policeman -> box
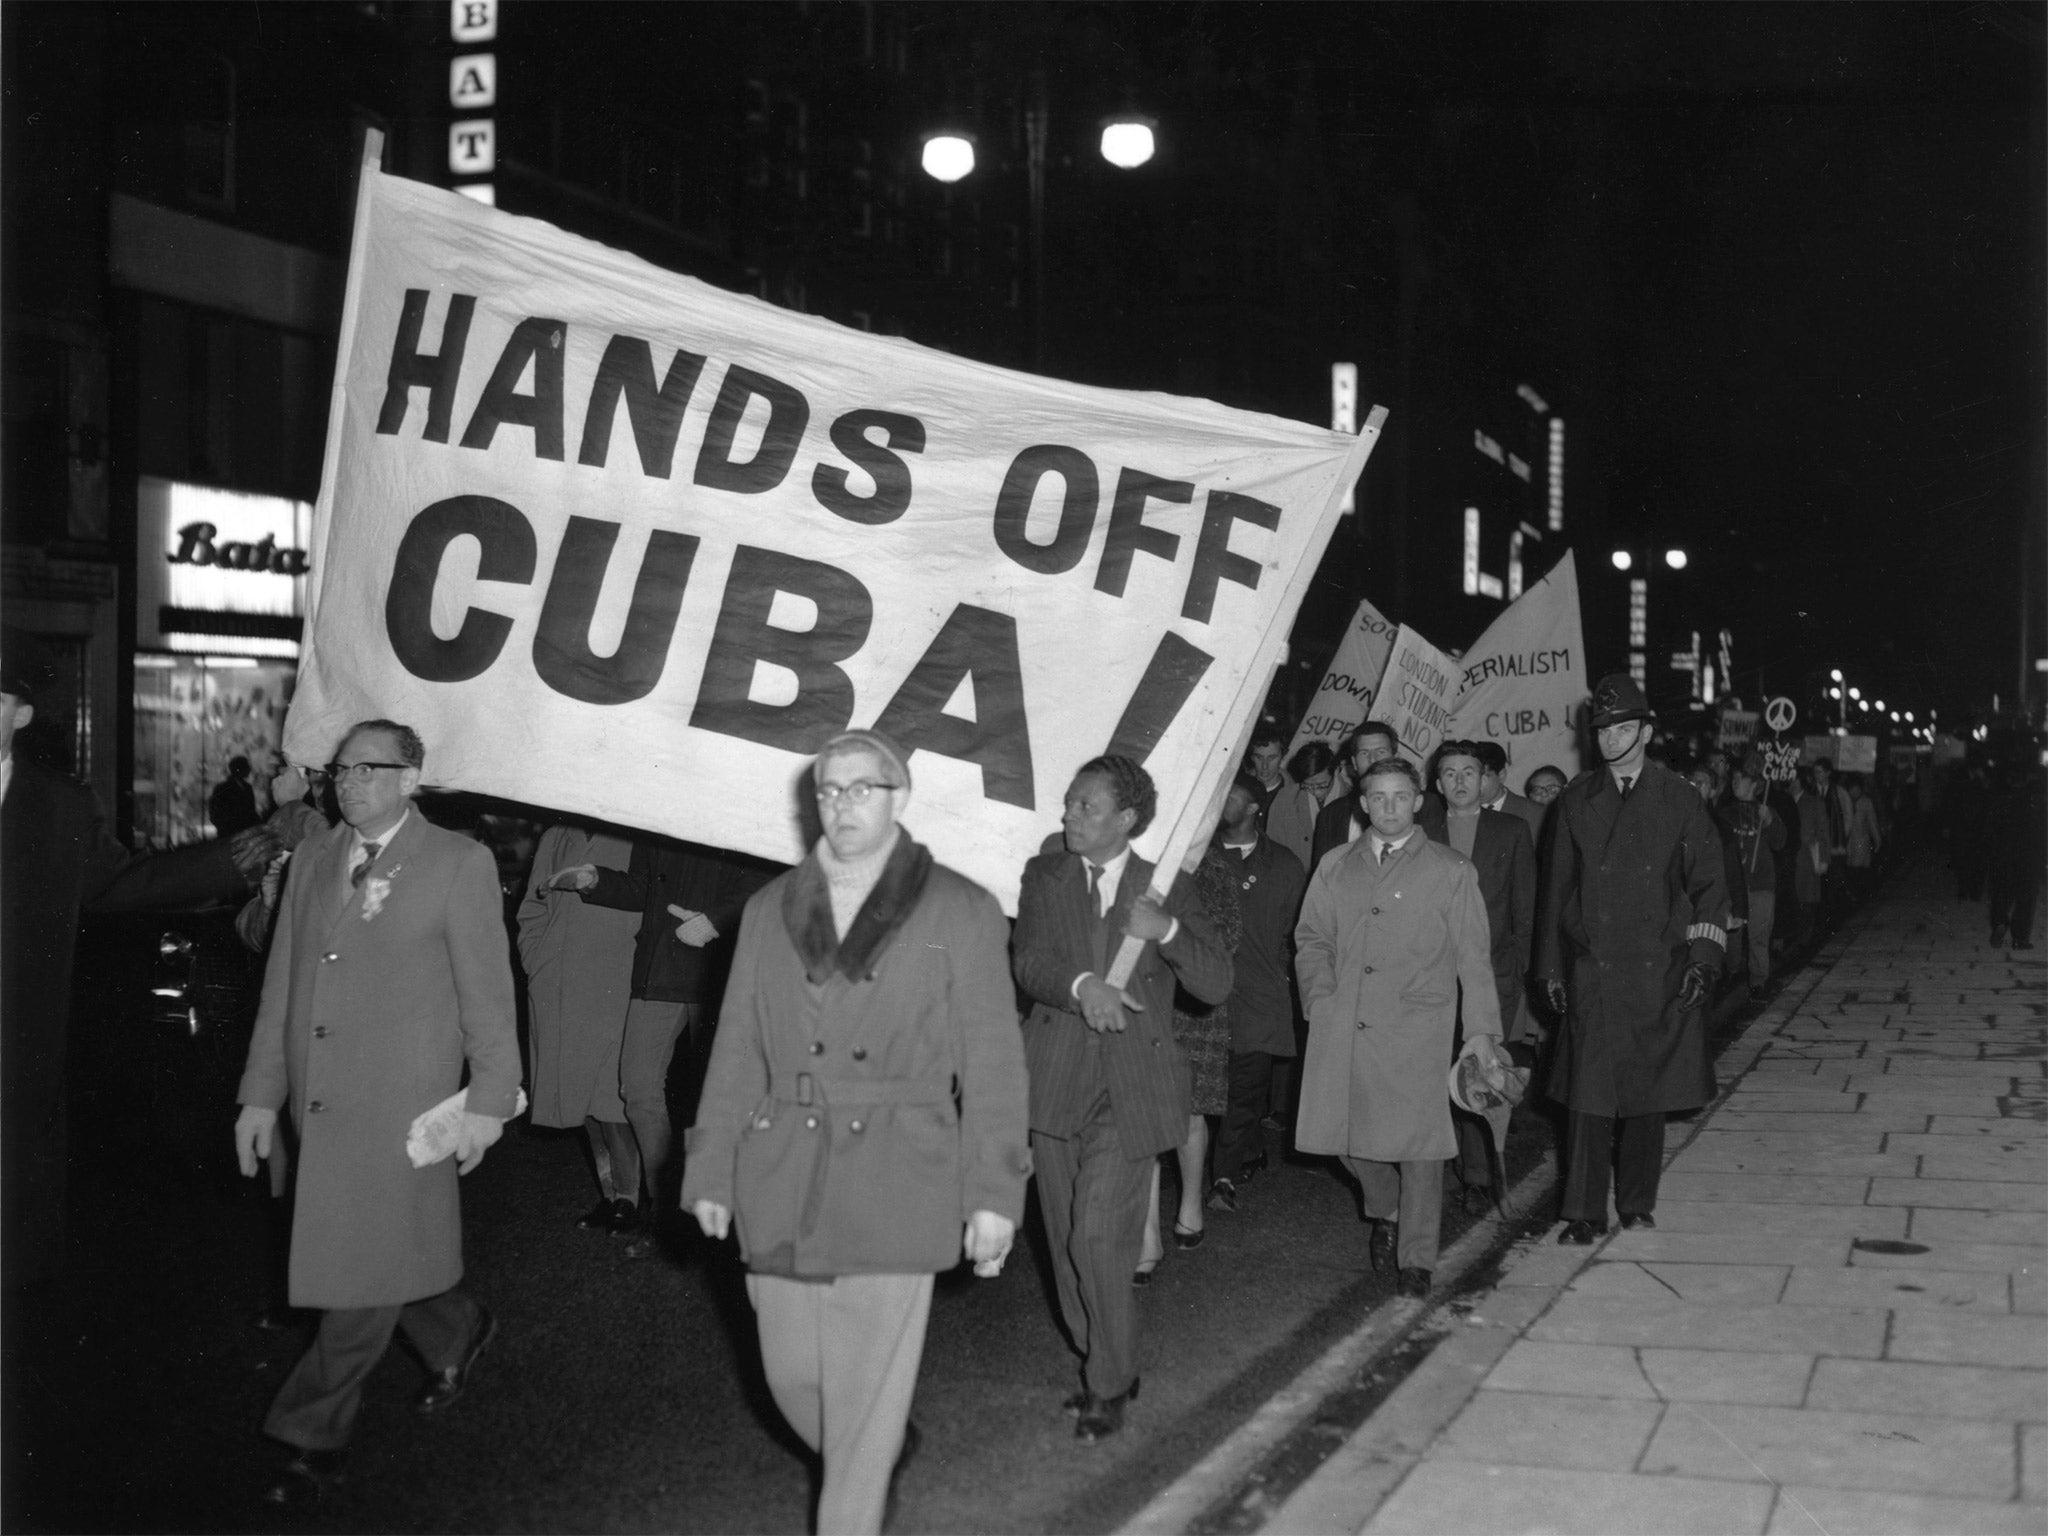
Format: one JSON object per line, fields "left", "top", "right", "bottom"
{"left": 1536, "top": 675, "right": 1730, "bottom": 1242}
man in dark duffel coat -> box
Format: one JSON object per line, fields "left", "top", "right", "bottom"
{"left": 1208, "top": 774, "right": 1308, "bottom": 1208}
{"left": 1013, "top": 755, "right": 1232, "bottom": 1443}
{"left": 686, "top": 730, "right": 1028, "bottom": 1536}
{"left": 1536, "top": 676, "right": 1730, "bottom": 1244}
{"left": 234, "top": 719, "right": 521, "bottom": 1505}
{"left": 1428, "top": 740, "right": 1536, "bottom": 1214}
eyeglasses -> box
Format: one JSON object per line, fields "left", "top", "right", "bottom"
{"left": 324, "top": 761, "right": 410, "bottom": 782}
{"left": 815, "top": 779, "right": 902, "bottom": 806}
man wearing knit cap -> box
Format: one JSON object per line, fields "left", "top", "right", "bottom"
{"left": 1012, "top": 754, "right": 1233, "bottom": 1442}
{"left": 685, "top": 729, "right": 1028, "bottom": 1535}
{"left": 1536, "top": 675, "right": 1731, "bottom": 1244}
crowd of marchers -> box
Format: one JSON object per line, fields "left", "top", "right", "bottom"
{"left": 7, "top": 613, "right": 2042, "bottom": 1536}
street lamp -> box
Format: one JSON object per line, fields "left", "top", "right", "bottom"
{"left": 920, "top": 132, "right": 976, "bottom": 183}
{"left": 1664, "top": 549, "right": 1688, "bottom": 570}
{"left": 1098, "top": 115, "right": 1156, "bottom": 169}
{"left": 1610, "top": 546, "right": 1688, "bottom": 696}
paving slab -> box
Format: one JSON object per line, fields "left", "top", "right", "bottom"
{"left": 1656, "top": 1170, "right": 1873, "bottom": 1204}
{"left": 1667, "top": 1146, "right": 1918, "bottom": 1177}
{"left": 1423, "top": 1390, "right": 1662, "bottom": 1472}
{"left": 1636, "top": 1199, "right": 1906, "bottom": 1238}
{"left": 2025, "top": 1423, "right": 2045, "bottom": 1503}
{"left": 1601, "top": 1230, "right": 1851, "bottom": 1268}
{"left": 1529, "top": 1296, "right": 1889, "bottom": 1356}
{"left": 1917, "top": 1118, "right": 2048, "bottom": 1139}
{"left": 1868, "top": 1176, "right": 2048, "bottom": 1211}
{"left": 1910, "top": 1207, "right": 2048, "bottom": 1246}
{"left": 1568, "top": 1261, "right": 1790, "bottom": 1306}
{"left": 1357, "top": 1462, "right": 1774, "bottom": 1536}
{"left": 1921, "top": 1151, "right": 2048, "bottom": 1183}
{"left": 1763, "top": 1486, "right": 2048, "bottom": 1535}
{"left": 1639, "top": 1400, "right": 2019, "bottom": 1497}
{"left": 1709, "top": 1107, "right": 1933, "bottom": 1132}
{"left": 1807, "top": 1358, "right": 2048, "bottom": 1421}
{"left": 1847, "top": 1239, "right": 2042, "bottom": 1273}
{"left": 1888, "top": 1311, "right": 2048, "bottom": 1370}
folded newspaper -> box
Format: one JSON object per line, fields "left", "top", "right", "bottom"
{"left": 406, "top": 1087, "right": 530, "bottom": 1168}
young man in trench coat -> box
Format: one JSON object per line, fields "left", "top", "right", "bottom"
{"left": 1295, "top": 755, "right": 1506, "bottom": 1297}
{"left": 1536, "top": 675, "right": 1730, "bottom": 1243}
{"left": 234, "top": 719, "right": 521, "bottom": 1505}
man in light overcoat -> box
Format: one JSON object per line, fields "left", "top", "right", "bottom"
{"left": 234, "top": 719, "right": 521, "bottom": 1505}
{"left": 1295, "top": 754, "right": 1505, "bottom": 1296}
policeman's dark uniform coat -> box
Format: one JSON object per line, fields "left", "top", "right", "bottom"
{"left": 1536, "top": 760, "right": 1730, "bottom": 1120}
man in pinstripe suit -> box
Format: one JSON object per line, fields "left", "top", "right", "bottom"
{"left": 1013, "top": 756, "right": 1233, "bottom": 1442}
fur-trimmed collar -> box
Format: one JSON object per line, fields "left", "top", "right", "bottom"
{"left": 781, "top": 834, "right": 934, "bottom": 984}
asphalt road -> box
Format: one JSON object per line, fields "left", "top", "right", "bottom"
{"left": 6, "top": 886, "right": 1828, "bottom": 1536}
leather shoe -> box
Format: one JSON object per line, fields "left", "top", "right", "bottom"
{"left": 1240, "top": 1151, "right": 1269, "bottom": 1183}
{"left": 1618, "top": 1212, "right": 1657, "bottom": 1231}
{"left": 1065, "top": 1376, "right": 1139, "bottom": 1416}
{"left": 1206, "top": 1178, "right": 1237, "bottom": 1212}
{"left": 1557, "top": 1219, "right": 1608, "bottom": 1246}
{"left": 1172, "top": 1222, "right": 1205, "bottom": 1250}
{"left": 1462, "top": 1185, "right": 1493, "bottom": 1217}
{"left": 1368, "top": 1219, "right": 1396, "bottom": 1274}
{"left": 415, "top": 1305, "right": 496, "bottom": 1414}
{"left": 1397, "top": 1266, "right": 1432, "bottom": 1299}
{"left": 262, "top": 1446, "right": 346, "bottom": 1507}
{"left": 1075, "top": 1382, "right": 1137, "bottom": 1443}
{"left": 1131, "top": 1257, "right": 1159, "bottom": 1287}
{"left": 577, "top": 1197, "right": 637, "bottom": 1232}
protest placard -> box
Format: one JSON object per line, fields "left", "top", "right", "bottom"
{"left": 1803, "top": 735, "right": 1839, "bottom": 766}
{"left": 1837, "top": 735, "right": 1878, "bottom": 773}
{"left": 1364, "top": 624, "right": 1460, "bottom": 766}
{"left": 1760, "top": 739, "right": 1802, "bottom": 783}
{"left": 1718, "top": 709, "right": 1760, "bottom": 754}
{"left": 285, "top": 146, "right": 1381, "bottom": 911}
{"left": 1447, "top": 551, "right": 1585, "bottom": 787}
{"left": 1285, "top": 597, "right": 1395, "bottom": 761}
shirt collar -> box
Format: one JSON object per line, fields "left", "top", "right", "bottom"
{"left": 350, "top": 804, "right": 410, "bottom": 856}
{"left": 1369, "top": 826, "right": 1420, "bottom": 860}
{"left": 1483, "top": 790, "right": 1507, "bottom": 812}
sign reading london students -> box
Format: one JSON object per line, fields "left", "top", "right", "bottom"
{"left": 1285, "top": 596, "right": 1396, "bottom": 762}
{"left": 285, "top": 157, "right": 1380, "bottom": 911}
{"left": 1364, "top": 624, "right": 1460, "bottom": 766}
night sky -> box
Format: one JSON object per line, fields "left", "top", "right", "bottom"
{"left": 1400, "top": 3, "right": 2044, "bottom": 725}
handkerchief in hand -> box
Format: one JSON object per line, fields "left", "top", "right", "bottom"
{"left": 407, "top": 1086, "right": 529, "bottom": 1168}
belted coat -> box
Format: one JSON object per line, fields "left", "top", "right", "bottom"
{"left": 681, "top": 835, "right": 1030, "bottom": 1279}
{"left": 236, "top": 811, "right": 522, "bottom": 1309}
{"left": 1535, "top": 762, "right": 1730, "bottom": 1117}
{"left": 1294, "top": 833, "right": 1502, "bottom": 1162}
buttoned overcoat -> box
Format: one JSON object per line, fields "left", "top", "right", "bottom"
{"left": 1294, "top": 834, "right": 1501, "bottom": 1161}
{"left": 1535, "top": 762, "right": 1730, "bottom": 1116}
{"left": 682, "top": 839, "right": 1030, "bottom": 1279}
{"left": 516, "top": 825, "right": 637, "bottom": 1127}
{"left": 1012, "top": 849, "right": 1234, "bottom": 1161}
{"left": 237, "top": 812, "right": 521, "bottom": 1309}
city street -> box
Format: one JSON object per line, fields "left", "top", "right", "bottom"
{"left": 2, "top": 959, "right": 1548, "bottom": 1536}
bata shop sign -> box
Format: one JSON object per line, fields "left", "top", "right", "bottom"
{"left": 134, "top": 476, "right": 313, "bottom": 658}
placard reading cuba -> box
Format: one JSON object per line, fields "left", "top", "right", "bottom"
{"left": 288, "top": 171, "right": 1372, "bottom": 910}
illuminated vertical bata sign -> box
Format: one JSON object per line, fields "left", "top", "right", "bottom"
{"left": 1628, "top": 575, "right": 1648, "bottom": 689}
{"left": 1548, "top": 418, "right": 1566, "bottom": 532}
{"left": 1463, "top": 507, "right": 1481, "bottom": 596}
{"left": 1331, "top": 363, "right": 1358, "bottom": 514}
{"left": 449, "top": 0, "right": 497, "bottom": 202}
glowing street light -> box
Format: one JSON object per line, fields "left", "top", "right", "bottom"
{"left": 1848, "top": 686, "right": 1861, "bottom": 701}
{"left": 920, "top": 132, "right": 976, "bottom": 183}
{"left": 1663, "top": 548, "right": 1688, "bottom": 570}
{"left": 1098, "top": 116, "right": 1157, "bottom": 169}
{"left": 1829, "top": 668, "right": 1843, "bottom": 682}
{"left": 1873, "top": 699, "right": 1885, "bottom": 713}
{"left": 1610, "top": 550, "right": 1634, "bottom": 571}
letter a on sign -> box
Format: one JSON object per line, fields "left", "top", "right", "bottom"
{"left": 450, "top": 54, "right": 496, "bottom": 109}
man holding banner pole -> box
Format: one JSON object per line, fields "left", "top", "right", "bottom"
{"left": 1013, "top": 755, "right": 1232, "bottom": 1443}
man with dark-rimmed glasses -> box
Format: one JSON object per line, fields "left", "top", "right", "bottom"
{"left": 234, "top": 718, "right": 520, "bottom": 1506}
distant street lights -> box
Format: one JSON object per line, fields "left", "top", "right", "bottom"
{"left": 920, "top": 133, "right": 976, "bottom": 184}
{"left": 1611, "top": 545, "right": 1689, "bottom": 695}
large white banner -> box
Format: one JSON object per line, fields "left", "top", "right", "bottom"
{"left": 1365, "top": 623, "right": 1461, "bottom": 767}
{"left": 1285, "top": 597, "right": 1396, "bottom": 762}
{"left": 287, "top": 164, "right": 1379, "bottom": 911}
{"left": 1449, "top": 551, "right": 1586, "bottom": 789}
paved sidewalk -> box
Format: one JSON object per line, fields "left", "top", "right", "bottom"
{"left": 1273, "top": 859, "right": 2047, "bottom": 1536}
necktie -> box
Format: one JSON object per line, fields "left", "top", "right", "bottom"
{"left": 1086, "top": 861, "right": 1102, "bottom": 915}
{"left": 1620, "top": 777, "right": 1634, "bottom": 799}
{"left": 352, "top": 841, "right": 381, "bottom": 889}
{"left": 1378, "top": 840, "right": 1391, "bottom": 865}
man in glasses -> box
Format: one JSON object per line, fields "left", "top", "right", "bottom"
{"left": 233, "top": 718, "right": 520, "bottom": 1506}
{"left": 685, "top": 729, "right": 1027, "bottom": 1535}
